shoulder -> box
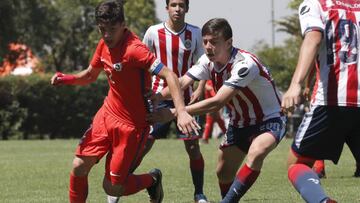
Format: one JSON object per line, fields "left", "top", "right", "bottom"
{"left": 146, "top": 23, "right": 165, "bottom": 33}
{"left": 186, "top": 23, "right": 201, "bottom": 31}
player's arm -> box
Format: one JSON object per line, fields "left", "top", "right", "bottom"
{"left": 149, "top": 85, "right": 236, "bottom": 124}
{"left": 51, "top": 65, "right": 102, "bottom": 86}
{"left": 186, "top": 85, "right": 237, "bottom": 115}
{"left": 281, "top": 31, "right": 322, "bottom": 110}
{"left": 155, "top": 74, "right": 195, "bottom": 101}
{"left": 157, "top": 67, "right": 200, "bottom": 135}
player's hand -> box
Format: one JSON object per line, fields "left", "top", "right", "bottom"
{"left": 281, "top": 83, "right": 302, "bottom": 113}
{"left": 176, "top": 110, "right": 201, "bottom": 137}
{"left": 51, "top": 72, "right": 76, "bottom": 85}
{"left": 146, "top": 108, "right": 175, "bottom": 124}
{"left": 302, "top": 87, "right": 311, "bottom": 102}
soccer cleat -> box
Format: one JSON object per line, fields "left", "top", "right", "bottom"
{"left": 147, "top": 168, "right": 163, "bottom": 203}
{"left": 354, "top": 168, "right": 360, "bottom": 177}
{"left": 194, "top": 194, "right": 208, "bottom": 203}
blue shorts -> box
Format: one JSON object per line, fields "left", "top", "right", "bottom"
{"left": 150, "top": 100, "right": 202, "bottom": 140}
{"left": 220, "top": 117, "right": 287, "bottom": 153}
{"left": 291, "top": 105, "right": 360, "bottom": 164}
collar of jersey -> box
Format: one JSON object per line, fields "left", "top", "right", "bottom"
{"left": 163, "top": 22, "right": 187, "bottom": 35}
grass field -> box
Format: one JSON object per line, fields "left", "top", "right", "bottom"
{"left": 0, "top": 138, "right": 359, "bottom": 203}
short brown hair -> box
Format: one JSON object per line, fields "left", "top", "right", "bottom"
{"left": 202, "top": 18, "right": 232, "bottom": 41}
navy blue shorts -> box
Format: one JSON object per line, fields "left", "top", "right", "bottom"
{"left": 220, "top": 117, "right": 287, "bottom": 153}
{"left": 150, "top": 100, "right": 202, "bottom": 140}
{"left": 292, "top": 105, "right": 360, "bottom": 164}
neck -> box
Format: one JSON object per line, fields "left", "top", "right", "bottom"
{"left": 215, "top": 49, "right": 233, "bottom": 67}
{"left": 166, "top": 20, "right": 185, "bottom": 33}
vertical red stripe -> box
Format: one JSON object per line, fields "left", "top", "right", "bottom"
{"left": 346, "top": 11, "right": 358, "bottom": 106}
{"left": 328, "top": 10, "right": 340, "bottom": 105}
{"left": 240, "top": 87, "right": 264, "bottom": 124}
{"left": 158, "top": 28, "right": 167, "bottom": 66}
{"left": 171, "top": 34, "right": 179, "bottom": 76}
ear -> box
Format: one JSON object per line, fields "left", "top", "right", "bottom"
{"left": 227, "top": 38, "right": 233, "bottom": 48}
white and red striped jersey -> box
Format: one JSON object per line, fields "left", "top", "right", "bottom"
{"left": 299, "top": 0, "right": 360, "bottom": 107}
{"left": 187, "top": 48, "right": 283, "bottom": 128}
{"left": 143, "top": 22, "right": 204, "bottom": 103}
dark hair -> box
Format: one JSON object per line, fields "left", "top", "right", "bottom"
{"left": 166, "top": 0, "right": 189, "bottom": 9}
{"left": 95, "top": 0, "right": 125, "bottom": 24}
{"left": 202, "top": 18, "right": 232, "bottom": 40}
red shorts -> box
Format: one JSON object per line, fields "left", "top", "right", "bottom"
{"left": 76, "top": 105, "right": 150, "bottom": 185}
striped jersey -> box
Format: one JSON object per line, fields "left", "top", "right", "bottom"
{"left": 187, "top": 48, "right": 283, "bottom": 128}
{"left": 143, "top": 22, "right": 204, "bottom": 103}
{"left": 299, "top": 0, "right": 360, "bottom": 107}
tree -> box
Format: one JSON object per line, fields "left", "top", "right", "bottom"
{"left": 254, "top": 0, "right": 302, "bottom": 90}
{"left": 0, "top": 0, "right": 158, "bottom": 72}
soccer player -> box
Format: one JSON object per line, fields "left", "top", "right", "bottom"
{"left": 201, "top": 80, "right": 227, "bottom": 144}
{"left": 149, "top": 18, "right": 287, "bottom": 202}
{"left": 304, "top": 66, "right": 360, "bottom": 179}
{"left": 281, "top": 0, "right": 360, "bottom": 202}
{"left": 140, "top": 0, "right": 208, "bottom": 202}
{"left": 50, "top": 1, "right": 199, "bottom": 203}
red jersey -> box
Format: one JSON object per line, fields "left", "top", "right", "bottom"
{"left": 91, "top": 30, "right": 164, "bottom": 127}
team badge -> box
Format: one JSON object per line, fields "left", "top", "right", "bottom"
{"left": 184, "top": 39, "right": 192, "bottom": 49}
{"left": 300, "top": 5, "right": 310, "bottom": 15}
{"left": 238, "top": 67, "right": 249, "bottom": 78}
{"left": 113, "top": 63, "right": 122, "bottom": 72}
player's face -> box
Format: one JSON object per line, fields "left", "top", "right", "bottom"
{"left": 203, "top": 33, "right": 232, "bottom": 64}
{"left": 166, "top": 0, "right": 188, "bottom": 23}
{"left": 98, "top": 21, "right": 126, "bottom": 48}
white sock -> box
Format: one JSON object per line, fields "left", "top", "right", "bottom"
{"left": 107, "top": 195, "right": 120, "bottom": 203}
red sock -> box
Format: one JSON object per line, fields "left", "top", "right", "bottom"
{"left": 202, "top": 115, "right": 214, "bottom": 140}
{"left": 313, "top": 160, "right": 325, "bottom": 174}
{"left": 69, "top": 173, "right": 88, "bottom": 203}
{"left": 236, "top": 164, "right": 260, "bottom": 188}
{"left": 123, "top": 174, "right": 154, "bottom": 196}
{"left": 219, "top": 181, "right": 232, "bottom": 198}
{"left": 190, "top": 155, "right": 204, "bottom": 171}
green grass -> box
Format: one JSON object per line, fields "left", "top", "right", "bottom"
{"left": 0, "top": 138, "right": 359, "bottom": 202}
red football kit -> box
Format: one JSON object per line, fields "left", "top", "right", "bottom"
{"left": 75, "top": 30, "right": 164, "bottom": 184}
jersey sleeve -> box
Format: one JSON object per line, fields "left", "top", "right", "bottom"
{"left": 90, "top": 40, "right": 104, "bottom": 68}
{"left": 224, "top": 60, "right": 259, "bottom": 89}
{"left": 298, "top": 0, "right": 324, "bottom": 36}
{"left": 192, "top": 29, "right": 204, "bottom": 63}
{"left": 131, "top": 43, "right": 164, "bottom": 75}
{"left": 186, "top": 54, "right": 211, "bottom": 81}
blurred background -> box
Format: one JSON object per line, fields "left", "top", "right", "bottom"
{"left": 0, "top": 0, "right": 304, "bottom": 140}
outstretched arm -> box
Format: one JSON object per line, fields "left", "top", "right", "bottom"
{"left": 281, "top": 31, "right": 322, "bottom": 111}
{"left": 157, "top": 68, "right": 200, "bottom": 135}
{"left": 51, "top": 65, "right": 102, "bottom": 86}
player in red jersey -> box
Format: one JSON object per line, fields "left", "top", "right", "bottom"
{"left": 282, "top": 0, "right": 360, "bottom": 202}
{"left": 201, "top": 80, "right": 227, "bottom": 144}
{"left": 148, "top": 18, "right": 286, "bottom": 203}
{"left": 51, "top": 1, "right": 199, "bottom": 203}
{"left": 136, "top": 1, "right": 208, "bottom": 202}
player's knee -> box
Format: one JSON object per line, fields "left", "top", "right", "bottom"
{"left": 72, "top": 157, "right": 96, "bottom": 176}
{"left": 103, "top": 178, "right": 125, "bottom": 196}
{"left": 185, "top": 140, "right": 201, "bottom": 158}
{"left": 247, "top": 146, "right": 268, "bottom": 163}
